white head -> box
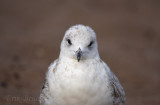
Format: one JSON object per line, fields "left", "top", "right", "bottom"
{"left": 60, "top": 24, "right": 99, "bottom": 62}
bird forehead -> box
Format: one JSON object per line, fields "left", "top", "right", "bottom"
{"left": 65, "top": 29, "right": 94, "bottom": 41}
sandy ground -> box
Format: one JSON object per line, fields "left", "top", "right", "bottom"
{"left": 0, "top": 0, "right": 160, "bottom": 105}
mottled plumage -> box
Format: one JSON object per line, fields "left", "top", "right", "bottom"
{"left": 39, "top": 24, "right": 126, "bottom": 105}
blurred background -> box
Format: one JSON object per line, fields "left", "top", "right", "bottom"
{"left": 0, "top": 0, "right": 160, "bottom": 105}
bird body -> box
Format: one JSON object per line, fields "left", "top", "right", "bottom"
{"left": 39, "top": 25, "right": 126, "bottom": 105}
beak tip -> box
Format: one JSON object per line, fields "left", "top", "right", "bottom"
{"left": 77, "top": 56, "right": 80, "bottom": 62}
{"left": 76, "top": 48, "right": 82, "bottom": 62}
{"left": 77, "top": 52, "right": 81, "bottom": 62}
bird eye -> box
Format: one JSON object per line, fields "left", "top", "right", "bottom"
{"left": 67, "top": 39, "right": 72, "bottom": 45}
{"left": 88, "top": 41, "right": 94, "bottom": 47}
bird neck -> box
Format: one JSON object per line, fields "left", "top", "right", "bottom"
{"left": 59, "top": 53, "right": 100, "bottom": 65}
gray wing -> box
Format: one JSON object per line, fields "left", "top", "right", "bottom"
{"left": 39, "top": 79, "right": 50, "bottom": 105}
{"left": 102, "top": 61, "right": 126, "bottom": 105}
{"left": 110, "top": 71, "right": 126, "bottom": 105}
{"left": 39, "top": 60, "right": 58, "bottom": 105}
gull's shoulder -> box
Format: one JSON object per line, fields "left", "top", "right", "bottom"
{"left": 100, "top": 60, "right": 126, "bottom": 105}
{"left": 39, "top": 59, "right": 58, "bottom": 105}
{"left": 48, "top": 59, "right": 59, "bottom": 74}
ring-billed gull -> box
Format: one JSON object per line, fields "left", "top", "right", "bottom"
{"left": 39, "top": 24, "right": 126, "bottom": 105}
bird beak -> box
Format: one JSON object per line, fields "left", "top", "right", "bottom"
{"left": 76, "top": 48, "right": 82, "bottom": 62}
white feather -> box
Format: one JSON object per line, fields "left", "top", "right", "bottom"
{"left": 39, "top": 24, "right": 126, "bottom": 105}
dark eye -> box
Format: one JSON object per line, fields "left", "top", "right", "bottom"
{"left": 67, "top": 39, "right": 72, "bottom": 45}
{"left": 88, "top": 41, "right": 94, "bottom": 47}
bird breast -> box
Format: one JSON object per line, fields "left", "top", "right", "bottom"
{"left": 48, "top": 60, "right": 113, "bottom": 105}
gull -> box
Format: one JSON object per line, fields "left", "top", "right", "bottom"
{"left": 39, "top": 24, "right": 126, "bottom": 105}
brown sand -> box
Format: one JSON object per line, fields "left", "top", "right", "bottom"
{"left": 0, "top": 0, "right": 160, "bottom": 105}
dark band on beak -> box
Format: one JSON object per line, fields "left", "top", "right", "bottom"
{"left": 77, "top": 48, "right": 82, "bottom": 62}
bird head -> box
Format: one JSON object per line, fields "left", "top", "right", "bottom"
{"left": 60, "top": 24, "right": 99, "bottom": 62}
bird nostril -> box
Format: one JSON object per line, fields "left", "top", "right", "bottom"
{"left": 76, "top": 48, "right": 81, "bottom": 53}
